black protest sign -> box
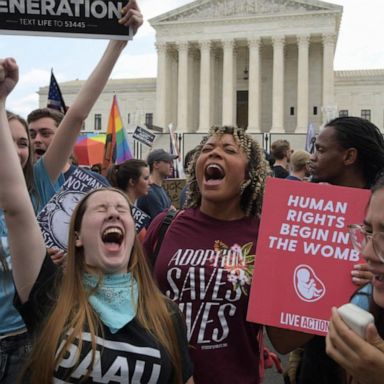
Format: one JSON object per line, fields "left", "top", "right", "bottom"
{"left": 131, "top": 206, "right": 150, "bottom": 233}
{"left": 133, "top": 126, "right": 156, "bottom": 147}
{"left": 0, "top": 0, "right": 131, "bottom": 40}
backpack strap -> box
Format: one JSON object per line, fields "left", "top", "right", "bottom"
{"left": 150, "top": 208, "right": 178, "bottom": 267}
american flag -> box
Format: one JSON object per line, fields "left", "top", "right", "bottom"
{"left": 47, "top": 70, "right": 67, "bottom": 114}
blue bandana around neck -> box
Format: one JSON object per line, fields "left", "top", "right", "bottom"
{"left": 83, "top": 273, "right": 138, "bottom": 334}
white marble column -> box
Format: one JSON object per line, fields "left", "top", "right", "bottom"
{"left": 154, "top": 42, "right": 168, "bottom": 129}
{"left": 198, "top": 40, "right": 212, "bottom": 132}
{"left": 247, "top": 38, "right": 261, "bottom": 133}
{"left": 177, "top": 41, "right": 189, "bottom": 132}
{"left": 322, "top": 33, "right": 337, "bottom": 123}
{"left": 271, "top": 36, "right": 285, "bottom": 132}
{"left": 296, "top": 34, "right": 310, "bottom": 133}
{"left": 222, "top": 39, "right": 235, "bottom": 126}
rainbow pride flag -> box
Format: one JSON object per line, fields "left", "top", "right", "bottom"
{"left": 103, "top": 95, "right": 132, "bottom": 171}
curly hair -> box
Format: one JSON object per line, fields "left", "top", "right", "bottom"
{"left": 186, "top": 126, "right": 269, "bottom": 217}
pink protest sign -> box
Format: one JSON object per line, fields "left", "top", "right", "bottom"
{"left": 247, "top": 178, "right": 370, "bottom": 336}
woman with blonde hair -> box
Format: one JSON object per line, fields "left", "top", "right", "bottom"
{"left": 13, "top": 186, "right": 193, "bottom": 383}
{"left": 0, "top": 23, "right": 193, "bottom": 384}
{"left": 0, "top": 59, "right": 193, "bottom": 384}
{"left": 0, "top": 2, "right": 146, "bottom": 381}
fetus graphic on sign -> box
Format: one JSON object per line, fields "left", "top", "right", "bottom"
{"left": 294, "top": 265, "right": 325, "bottom": 302}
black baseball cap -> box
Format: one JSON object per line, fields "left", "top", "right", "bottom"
{"left": 147, "top": 149, "right": 178, "bottom": 166}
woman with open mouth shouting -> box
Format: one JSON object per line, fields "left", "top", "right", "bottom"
{"left": 0, "top": 1, "right": 146, "bottom": 382}
{"left": 0, "top": 14, "right": 193, "bottom": 384}
{"left": 144, "top": 126, "right": 293, "bottom": 383}
{"left": 9, "top": 184, "right": 194, "bottom": 383}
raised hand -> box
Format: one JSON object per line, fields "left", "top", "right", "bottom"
{"left": 119, "top": 0, "right": 144, "bottom": 35}
{"left": 0, "top": 58, "right": 19, "bottom": 100}
{"left": 42, "top": 0, "right": 144, "bottom": 185}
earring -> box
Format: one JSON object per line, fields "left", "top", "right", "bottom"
{"left": 240, "top": 179, "right": 251, "bottom": 195}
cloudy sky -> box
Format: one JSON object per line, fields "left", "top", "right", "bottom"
{"left": 2, "top": 0, "right": 383, "bottom": 117}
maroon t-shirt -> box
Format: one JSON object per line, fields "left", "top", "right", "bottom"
{"left": 144, "top": 208, "right": 261, "bottom": 384}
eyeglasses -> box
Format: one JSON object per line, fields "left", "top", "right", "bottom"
{"left": 348, "top": 224, "right": 384, "bottom": 263}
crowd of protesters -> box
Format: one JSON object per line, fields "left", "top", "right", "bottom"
{"left": 2, "top": 2, "right": 384, "bottom": 384}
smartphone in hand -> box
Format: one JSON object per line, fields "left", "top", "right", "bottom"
{"left": 337, "top": 303, "right": 374, "bottom": 339}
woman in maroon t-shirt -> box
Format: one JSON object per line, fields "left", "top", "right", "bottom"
{"left": 145, "top": 126, "right": 279, "bottom": 383}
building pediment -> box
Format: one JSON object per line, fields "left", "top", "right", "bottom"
{"left": 150, "top": 0, "right": 342, "bottom": 24}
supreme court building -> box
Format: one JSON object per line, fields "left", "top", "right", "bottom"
{"left": 39, "top": 0, "right": 384, "bottom": 140}
{"left": 151, "top": 0, "right": 341, "bottom": 134}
